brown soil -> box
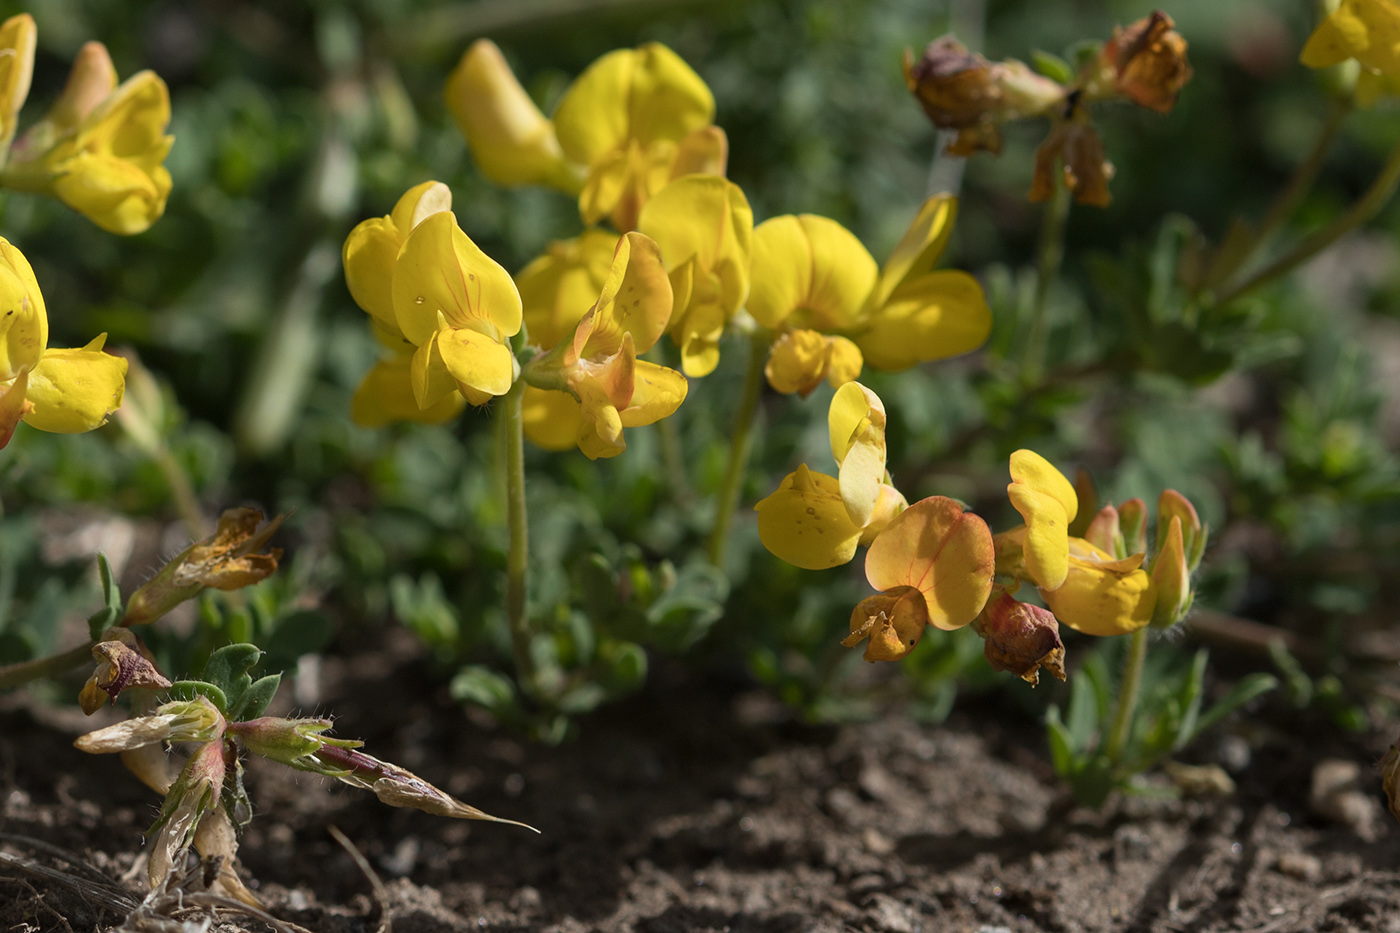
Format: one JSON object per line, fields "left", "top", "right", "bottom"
{"left": 3, "top": 635, "right": 1398, "bottom": 933}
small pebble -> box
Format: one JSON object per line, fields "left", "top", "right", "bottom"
{"left": 1275, "top": 851, "right": 1322, "bottom": 882}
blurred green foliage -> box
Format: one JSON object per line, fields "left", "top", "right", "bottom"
{"left": 0, "top": 0, "right": 1397, "bottom": 743}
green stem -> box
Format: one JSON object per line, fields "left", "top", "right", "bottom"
{"left": 501, "top": 378, "right": 535, "bottom": 695}
{"left": 153, "top": 448, "right": 209, "bottom": 540}
{"left": 1023, "top": 174, "right": 1071, "bottom": 383}
{"left": 1215, "top": 130, "right": 1400, "bottom": 306}
{"left": 706, "top": 334, "right": 769, "bottom": 568}
{"left": 1104, "top": 626, "right": 1150, "bottom": 766}
{"left": 0, "top": 641, "right": 94, "bottom": 691}
{"left": 1249, "top": 97, "right": 1351, "bottom": 257}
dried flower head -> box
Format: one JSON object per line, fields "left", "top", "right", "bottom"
{"left": 78, "top": 628, "right": 171, "bottom": 714}
{"left": 1102, "top": 11, "right": 1193, "bottom": 113}
{"left": 974, "top": 592, "right": 1066, "bottom": 686}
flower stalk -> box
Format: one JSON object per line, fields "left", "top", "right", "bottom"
{"left": 502, "top": 376, "right": 536, "bottom": 695}
{"left": 706, "top": 332, "right": 770, "bottom": 568}
{"left": 1103, "top": 625, "right": 1150, "bottom": 766}
{"left": 1024, "top": 171, "right": 1071, "bottom": 383}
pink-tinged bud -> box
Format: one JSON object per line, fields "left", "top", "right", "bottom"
{"left": 842, "top": 586, "right": 930, "bottom": 662}
{"left": 228, "top": 716, "right": 361, "bottom": 772}
{"left": 1156, "top": 489, "right": 1206, "bottom": 570}
{"left": 1068, "top": 468, "right": 1099, "bottom": 537}
{"left": 1149, "top": 516, "right": 1191, "bottom": 627}
{"left": 147, "top": 735, "right": 227, "bottom": 891}
{"left": 1118, "top": 498, "right": 1148, "bottom": 555}
{"left": 1083, "top": 504, "right": 1123, "bottom": 558}
{"left": 124, "top": 508, "right": 282, "bottom": 625}
{"left": 78, "top": 629, "right": 170, "bottom": 714}
{"left": 973, "top": 592, "right": 1065, "bottom": 686}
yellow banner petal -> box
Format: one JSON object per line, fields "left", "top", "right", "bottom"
{"left": 829, "top": 381, "right": 887, "bottom": 529}
{"left": 1007, "top": 485, "right": 1071, "bottom": 591}
{"left": 393, "top": 211, "right": 521, "bottom": 346}
{"left": 1009, "top": 449, "right": 1078, "bottom": 519}
{"left": 670, "top": 125, "right": 728, "bottom": 179}
{"left": 586, "top": 231, "right": 673, "bottom": 356}
{"left": 445, "top": 40, "right": 579, "bottom": 191}
{"left": 863, "top": 495, "right": 994, "bottom": 630}
{"left": 23, "top": 340, "right": 127, "bottom": 433}
{"left": 518, "top": 230, "right": 618, "bottom": 351}
{"left": 857, "top": 270, "right": 991, "bottom": 371}
{"left": 390, "top": 180, "right": 452, "bottom": 235}
{"left": 521, "top": 385, "right": 582, "bottom": 451}
{"left": 0, "top": 237, "right": 46, "bottom": 381}
{"left": 343, "top": 217, "right": 403, "bottom": 333}
{"left": 755, "top": 464, "right": 863, "bottom": 570}
{"left": 747, "top": 214, "right": 876, "bottom": 331}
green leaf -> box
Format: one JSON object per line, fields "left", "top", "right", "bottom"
{"left": 199, "top": 644, "right": 263, "bottom": 709}
{"left": 98, "top": 553, "right": 122, "bottom": 615}
{"left": 1193, "top": 673, "right": 1278, "bottom": 737}
{"left": 1046, "top": 706, "right": 1077, "bottom": 777}
{"left": 168, "top": 680, "right": 230, "bottom": 711}
{"left": 1066, "top": 671, "right": 1100, "bottom": 754}
{"left": 87, "top": 606, "right": 120, "bottom": 641}
{"left": 229, "top": 673, "right": 281, "bottom": 720}
{"left": 1172, "top": 649, "right": 1209, "bottom": 752}
{"left": 1030, "top": 49, "right": 1073, "bottom": 84}
{"left": 450, "top": 665, "right": 517, "bottom": 715}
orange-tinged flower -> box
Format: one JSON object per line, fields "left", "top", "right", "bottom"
{"left": 1100, "top": 11, "right": 1193, "bottom": 113}
{"left": 1039, "top": 537, "right": 1156, "bottom": 636}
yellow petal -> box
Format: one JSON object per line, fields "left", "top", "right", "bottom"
{"left": 618, "top": 359, "right": 687, "bottom": 427}
{"left": 828, "top": 381, "right": 887, "bottom": 528}
{"left": 863, "top": 495, "right": 994, "bottom": 631}
{"left": 390, "top": 180, "right": 452, "bottom": 235}
{"left": 747, "top": 214, "right": 877, "bottom": 331}
{"left": 670, "top": 125, "right": 728, "bottom": 179}
{"left": 637, "top": 175, "right": 752, "bottom": 376}
{"left": 393, "top": 211, "right": 521, "bottom": 346}
{"left": 343, "top": 217, "right": 403, "bottom": 332}
{"left": 437, "top": 326, "right": 518, "bottom": 398}
{"left": 0, "top": 14, "right": 35, "bottom": 153}
{"left": 571, "top": 338, "right": 635, "bottom": 447}
{"left": 1009, "top": 449, "right": 1078, "bottom": 520}
{"left": 755, "top": 464, "right": 863, "bottom": 570}
{"left": 856, "top": 270, "right": 991, "bottom": 371}
{"left": 351, "top": 355, "right": 464, "bottom": 427}
{"left": 521, "top": 385, "right": 582, "bottom": 451}
{"left": 44, "top": 41, "right": 114, "bottom": 132}
{"left": 445, "top": 40, "right": 579, "bottom": 191}
{"left": 0, "top": 237, "right": 46, "bottom": 381}
{"left": 858, "top": 483, "right": 908, "bottom": 546}
{"left": 518, "top": 230, "right": 618, "bottom": 351}
{"left": 410, "top": 331, "right": 459, "bottom": 410}
{"left": 825, "top": 336, "right": 863, "bottom": 388}
{"left": 585, "top": 231, "right": 673, "bottom": 356}
{"left": 764, "top": 329, "right": 829, "bottom": 396}
{"left": 553, "top": 44, "right": 714, "bottom": 167}
{"left": 870, "top": 195, "right": 956, "bottom": 309}
{"left": 0, "top": 371, "right": 31, "bottom": 447}
{"left": 1041, "top": 544, "right": 1156, "bottom": 636}
{"left": 51, "top": 150, "right": 172, "bottom": 236}
{"left": 843, "top": 586, "right": 930, "bottom": 662}
{"left": 1302, "top": 0, "right": 1400, "bottom": 73}
{"left": 23, "top": 336, "right": 127, "bottom": 433}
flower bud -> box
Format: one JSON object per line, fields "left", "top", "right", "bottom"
{"left": 842, "top": 585, "right": 929, "bottom": 662}
{"left": 1156, "top": 489, "right": 1206, "bottom": 570}
{"left": 973, "top": 592, "right": 1065, "bottom": 686}
{"left": 1082, "top": 504, "right": 1123, "bottom": 558}
{"left": 124, "top": 508, "right": 282, "bottom": 625}
{"left": 1117, "top": 497, "right": 1148, "bottom": 555}
{"left": 229, "top": 716, "right": 362, "bottom": 773}
{"left": 78, "top": 628, "right": 171, "bottom": 714}
{"left": 1149, "top": 516, "right": 1192, "bottom": 627}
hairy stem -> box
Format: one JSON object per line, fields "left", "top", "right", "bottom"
{"left": 0, "top": 641, "right": 94, "bottom": 691}
{"left": 1215, "top": 130, "right": 1400, "bottom": 306}
{"left": 1024, "top": 175, "right": 1071, "bottom": 383}
{"left": 501, "top": 378, "right": 535, "bottom": 695}
{"left": 1104, "top": 626, "right": 1150, "bottom": 766}
{"left": 706, "top": 334, "right": 769, "bottom": 568}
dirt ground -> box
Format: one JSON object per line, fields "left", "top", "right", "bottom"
{"left": 3, "top": 631, "right": 1399, "bottom": 933}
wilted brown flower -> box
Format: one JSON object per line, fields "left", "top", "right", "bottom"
{"left": 124, "top": 507, "right": 283, "bottom": 624}
{"left": 974, "top": 592, "right": 1066, "bottom": 686}
{"left": 147, "top": 734, "right": 227, "bottom": 891}
{"left": 1102, "top": 11, "right": 1192, "bottom": 114}
{"left": 904, "top": 36, "right": 1064, "bottom": 156}
{"left": 78, "top": 628, "right": 170, "bottom": 714}
{"left": 1030, "top": 118, "right": 1113, "bottom": 207}
{"left": 1382, "top": 740, "right": 1400, "bottom": 824}
{"left": 843, "top": 586, "right": 930, "bottom": 662}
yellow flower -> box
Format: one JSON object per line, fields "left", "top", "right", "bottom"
{"left": 448, "top": 41, "right": 727, "bottom": 232}
{"left": 0, "top": 237, "right": 126, "bottom": 446}
{"left": 636, "top": 175, "right": 752, "bottom": 377}
{"left": 519, "top": 232, "right": 685, "bottom": 459}
{"left": 1302, "top": 0, "right": 1400, "bottom": 74}
{"left": 755, "top": 382, "right": 906, "bottom": 569}
{"left": 1005, "top": 448, "right": 1079, "bottom": 591}
{"left": 350, "top": 325, "right": 466, "bottom": 429}
{"left": 445, "top": 40, "right": 581, "bottom": 192}
{"left": 4, "top": 40, "right": 172, "bottom": 234}
{"left": 844, "top": 495, "right": 995, "bottom": 661}
{"left": 747, "top": 195, "right": 991, "bottom": 391}
{"left": 1039, "top": 537, "right": 1156, "bottom": 636}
